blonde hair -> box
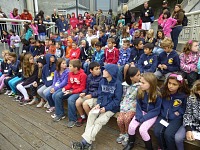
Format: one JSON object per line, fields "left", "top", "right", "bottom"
{"left": 160, "top": 37, "right": 174, "bottom": 49}
{"left": 145, "top": 29, "right": 154, "bottom": 43}
{"left": 190, "top": 80, "right": 200, "bottom": 99}
{"left": 122, "top": 5, "right": 128, "bottom": 14}
{"left": 137, "top": 72, "right": 161, "bottom": 103}
{"left": 2, "top": 50, "right": 10, "bottom": 62}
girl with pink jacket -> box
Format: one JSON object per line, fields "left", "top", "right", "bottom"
{"left": 161, "top": 11, "right": 177, "bottom": 38}
{"left": 30, "top": 20, "right": 39, "bottom": 40}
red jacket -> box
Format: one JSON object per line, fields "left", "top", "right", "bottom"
{"left": 69, "top": 48, "right": 80, "bottom": 60}
{"left": 105, "top": 47, "right": 119, "bottom": 64}
{"left": 64, "top": 69, "right": 87, "bottom": 94}
{"left": 20, "top": 13, "right": 33, "bottom": 20}
{"left": 70, "top": 17, "right": 78, "bottom": 29}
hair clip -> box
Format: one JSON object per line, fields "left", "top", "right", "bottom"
{"left": 188, "top": 40, "right": 192, "bottom": 44}
{"left": 170, "top": 74, "right": 183, "bottom": 83}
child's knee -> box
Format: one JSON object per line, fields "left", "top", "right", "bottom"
{"left": 76, "top": 98, "right": 83, "bottom": 106}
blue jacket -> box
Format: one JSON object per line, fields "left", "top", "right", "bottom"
{"left": 135, "top": 92, "right": 162, "bottom": 123}
{"left": 58, "top": 20, "right": 68, "bottom": 32}
{"left": 42, "top": 54, "right": 57, "bottom": 87}
{"left": 1, "top": 61, "right": 11, "bottom": 75}
{"left": 25, "top": 28, "right": 33, "bottom": 41}
{"left": 158, "top": 50, "right": 180, "bottom": 74}
{"left": 82, "top": 73, "right": 102, "bottom": 98}
{"left": 129, "top": 47, "right": 144, "bottom": 66}
{"left": 99, "top": 34, "right": 108, "bottom": 47}
{"left": 92, "top": 50, "right": 105, "bottom": 66}
{"left": 97, "top": 64, "right": 123, "bottom": 113}
{"left": 138, "top": 53, "right": 158, "bottom": 73}
{"left": 117, "top": 48, "right": 131, "bottom": 66}
{"left": 52, "top": 69, "right": 69, "bottom": 91}
{"left": 161, "top": 92, "right": 188, "bottom": 120}
{"left": 10, "top": 60, "right": 20, "bottom": 76}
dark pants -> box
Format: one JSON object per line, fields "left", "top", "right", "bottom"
{"left": 29, "top": 83, "right": 43, "bottom": 97}
{"left": 12, "top": 25, "right": 20, "bottom": 36}
{"left": 4, "top": 76, "right": 16, "bottom": 90}
{"left": 171, "top": 26, "right": 183, "bottom": 50}
{"left": 154, "top": 116, "right": 183, "bottom": 150}
{"left": 181, "top": 71, "right": 198, "bottom": 88}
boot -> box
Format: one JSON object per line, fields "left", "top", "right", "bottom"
{"left": 144, "top": 139, "right": 153, "bottom": 150}
{"left": 123, "top": 134, "right": 135, "bottom": 150}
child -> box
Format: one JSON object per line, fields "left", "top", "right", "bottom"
{"left": 30, "top": 20, "right": 38, "bottom": 40}
{"left": 179, "top": 40, "right": 200, "bottom": 87}
{"left": 72, "top": 64, "right": 122, "bottom": 149}
{"left": 65, "top": 38, "right": 73, "bottom": 60}
{"left": 161, "top": 11, "right": 177, "bottom": 38}
{"left": 104, "top": 38, "right": 119, "bottom": 65}
{"left": 129, "top": 22, "right": 139, "bottom": 37}
{"left": 16, "top": 53, "right": 38, "bottom": 105}
{"left": 48, "top": 39, "right": 56, "bottom": 55}
{"left": 69, "top": 42, "right": 81, "bottom": 60}
{"left": 145, "top": 29, "right": 156, "bottom": 46}
{"left": 198, "top": 57, "right": 200, "bottom": 79}
{"left": 119, "top": 26, "right": 132, "bottom": 48}
{"left": 52, "top": 59, "right": 87, "bottom": 127}
{"left": 92, "top": 41, "right": 105, "bottom": 67}
{"left": 80, "top": 40, "right": 90, "bottom": 73}
{"left": 21, "top": 39, "right": 30, "bottom": 53}
{"left": 1, "top": 30, "right": 11, "bottom": 50}
{"left": 34, "top": 40, "right": 45, "bottom": 58}
{"left": 45, "top": 58, "right": 69, "bottom": 113}
{"left": 75, "top": 62, "right": 102, "bottom": 127}
{"left": 138, "top": 43, "right": 158, "bottom": 73}
{"left": 38, "top": 19, "right": 46, "bottom": 41}
{"left": 124, "top": 73, "right": 162, "bottom": 150}
{"left": 99, "top": 29, "right": 108, "bottom": 47}
{"left": 153, "top": 29, "right": 165, "bottom": 55}
{"left": 58, "top": 15, "right": 68, "bottom": 33}
{"left": 154, "top": 37, "right": 180, "bottom": 80}
{"left": 117, "top": 15, "right": 125, "bottom": 26}
{"left": 10, "top": 29, "right": 21, "bottom": 56}
{"left": 86, "top": 29, "right": 97, "bottom": 46}
{"left": 28, "top": 56, "right": 46, "bottom": 105}
{"left": 154, "top": 73, "right": 190, "bottom": 150}
{"left": 37, "top": 54, "right": 56, "bottom": 108}
{"left": 117, "top": 67, "right": 141, "bottom": 146}
{"left": 55, "top": 42, "right": 64, "bottom": 58}
{"left": 109, "top": 29, "right": 120, "bottom": 49}
{"left": 23, "top": 23, "right": 33, "bottom": 41}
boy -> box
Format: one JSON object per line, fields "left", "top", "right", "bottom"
{"left": 72, "top": 64, "right": 122, "bottom": 149}
{"left": 57, "top": 15, "right": 68, "bottom": 33}
{"left": 154, "top": 37, "right": 180, "bottom": 79}
{"left": 69, "top": 42, "right": 80, "bottom": 60}
{"left": 92, "top": 41, "right": 105, "bottom": 67}
{"left": 53, "top": 59, "right": 87, "bottom": 127}
{"left": 55, "top": 42, "right": 64, "bottom": 58}
{"left": 104, "top": 38, "right": 119, "bottom": 65}
{"left": 138, "top": 43, "right": 158, "bottom": 73}
{"left": 109, "top": 29, "right": 120, "bottom": 48}
{"left": 75, "top": 62, "right": 102, "bottom": 127}
{"left": 99, "top": 29, "right": 108, "bottom": 47}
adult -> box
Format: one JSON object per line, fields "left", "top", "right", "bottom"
{"left": 0, "top": 7, "right": 8, "bottom": 36}
{"left": 171, "top": 4, "right": 184, "bottom": 50}
{"left": 70, "top": 12, "right": 78, "bottom": 29}
{"left": 9, "top": 8, "right": 20, "bottom": 35}
{"left": 35, "top": 10, "right": 45, "bottom": 21}
{"left": 106, "top": 9, "right": 115, "bottom": 25}
{"left": 140, "top": 1, "right": 154, "bottom": 30}
{"left": 159, "top": 1, "right": 170, "bottom": 16}
{"left": 123, "top": 5, "right": 132, "bottom": 25}
{"left": 51, "top": 9, "right": 59, "bottom": 33}
{"left": 78, "top": 14, "right": 84, "bottom": 29}
{"left": 20, "top": 9, "right": 33, "bottom": 20}
{"left": 96, "top": 9, "right": 105, "bottom": 27}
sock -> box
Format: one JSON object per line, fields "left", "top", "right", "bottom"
{"left": 81, "top": 115, "right": 85, "bottom": 119}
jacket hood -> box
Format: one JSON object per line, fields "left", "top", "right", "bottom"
{"left": 45, "top": 54, "right": 56, "bottom": 66}
{"left": 103, "top": 64, "right": 119, "bottom": 81}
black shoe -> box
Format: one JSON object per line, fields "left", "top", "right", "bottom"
{"left": 144, "top": 139, "right": 153, "bottom": 150}
{"left": 72, "top": 141, "right": 83, "bottom": 150}
{"left": 123, "top": 134, "right": 135, "bottom": 150}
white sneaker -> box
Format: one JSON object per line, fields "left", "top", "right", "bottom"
{"left": 36, "top": 101, "right": 45, "bottom": 108}
{"left": 4, "top": 90, "right": 11, "bottom": 95}
{"left": 51, "top": 114, "right": 56, "bottom": 119}
{"left": 44, "top": 101, "right": 50, "bottom": 108}
{"left": 46, "top": 107, "right": 55, "bottom": 113}
{"left": 7, "top": 91, "right": 13, "bottom": 96}
{"left": 28, "top": 99, "right": 37, "bottom": 105}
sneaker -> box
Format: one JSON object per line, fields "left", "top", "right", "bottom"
{"left": 8, "top": 92, "right": 15, "bottom": 97}
{"left": 4, "top": 90, "right": 11, "bottom": 95}
{"left": 116, "top": 134, "right": 125, "bottom": 144}
{"left": 67, "top": 121, "right": 76, "bottom": 128}
{"left": 28, "top": 99, "right": 38, "bottom": 105}
{"left": 36, "top": 101, "right": 45, "bottom": 108}
{"left": 19, "top": 99, "right": 29, "bottom": 106}
{"left": 7, "top": 91, "right": 13, "bottom": 96}
{"left": 83, "top": 143, "right": 92, "bottom": 150}
{"left": 46, "top": 107, "right": 55, "bottom": 113}
{"left": 16, "top": 96, "right": 23, "bottom": 102}
{"left": 72, "top": 141, "right": 83, "bottom": 150}
{"left": 121, "top": 134, "right": 129, "bottom": 146}
{"left": 53, "top": 115, "right": 65, "bottom": 122}
{"left": 75, "top": 117, "right": 87, "bottom": 127}
{"left": 51, "top": 114, "right": 56, "bottom": 119}
{"left": 43, "top": 101, "right": 50, "bottom": 108}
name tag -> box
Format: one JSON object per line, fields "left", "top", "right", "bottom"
{"left": 4, "top": 70, "right": 8, "bottom": 73}
{"left": 47, "top": 76, "right": 53, "bottom": 81}
{"left": 63, "top": 29, "right": 65, "bottom": 31}
{"left": 123, "top": 53, "right": 127, "bottom": 57}
{"left": 144, "top": 60, "right": 148, "bottom": 65}
{"left": 91, "top": 109, "right": 100, "bottom": 114}
{"left": 160, "top": 119, "right": 169, "bottom": 127}
{"left": 22, "top": 50, "right": 26, "bottom": 53}
{"left": 55, "top": 82, "right": 60, "bottom": 87}
{"left": 19, "top": 69, "right": 22, "bottom": 72}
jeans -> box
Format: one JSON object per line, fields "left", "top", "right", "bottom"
{"left": 83, "top": 61, "right": 90, "bottom": 75}
{"left": 175, "top": 125, "right": 186, "bottom": 150}
{"left": 37, "top": 85, "right": 52, "bottom": 100}
{"left": 154, "top": 116, "right": 183, "bottom": 150}
{"left": 8, "top": 76, "right": 22, "bottom": 94}
{"left": 45, "top": 88, "right": 61, "bottom": 107}
{"left": 171, "top": 26, "right": 183, "bottom": 50}
{"left": 54, "top": 90, "right": 79, "bottom": 121}
{"left": 117, "top": 65, "right": 124, "bottom": 82}
{"left": 153, "top": 47, "right": 164, "bottom": 56}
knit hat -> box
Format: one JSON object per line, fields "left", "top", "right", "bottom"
{"left": 162, "top": 1, "right": 168, "bottom": 5}
{"left": 37, "top": 56, "right": 46, "bottom": 66}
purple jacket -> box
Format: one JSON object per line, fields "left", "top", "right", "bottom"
{"left": 180, "top": 52, "right": 200, "bottom": 73}
{"left": 1, "top": 34, "right": 11, "bottom": 46}
{"left": 52, "top": 69, "right": 69, "bottom": 91}
{"left": 161, "top": 17, "right": 177, "bottom": 37}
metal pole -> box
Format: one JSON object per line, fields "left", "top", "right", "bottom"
{"left": 76, "top": 0, "right": 78, "bottom": 17}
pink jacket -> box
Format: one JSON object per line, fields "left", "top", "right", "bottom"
{"left": 180, "top": 52, "right": 200, "bottom": 73}
{"left": 161, "top": 17, "right": 177, "bottom": 37}
{"left": 158, "top": 14, "right": 164, "bottom": 26}
{"left": 9, "top": 12, "right": 20, "bottom": 24}
{"left": 30, "top": 24, "right": 38, "bottom": 35}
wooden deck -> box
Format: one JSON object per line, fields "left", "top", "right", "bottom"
{"left": 0, "top": 94, "right": 147, "bottom": 150}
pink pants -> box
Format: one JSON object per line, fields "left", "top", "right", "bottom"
{"left": 0, "top": 75, "right": 6, "bottom": 90}
{"left": 128, "top": 111, "right": 157, "bottom": 141}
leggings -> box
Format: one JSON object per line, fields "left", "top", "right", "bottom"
{"left": 16, "top": 82, "right": 33, "bottom": 100}
{"left": 117, "top": 111, "right": 135, "bottom": 134}
{"left": 128, "top": 111, "right": 157, "bottom": 141}
{"left": 0, "top": 74, "right": 6, "bottom": 90}
{"left": 8, "top": 76, "right": 22, "bottom": 94}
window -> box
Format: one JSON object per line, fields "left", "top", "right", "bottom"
{"left": 96, "top": 0, "right": 111, "bottom": 11}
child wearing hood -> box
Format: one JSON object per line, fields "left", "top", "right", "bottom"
{"left": 72, "top": 64, "right": 123, "bottom": 149}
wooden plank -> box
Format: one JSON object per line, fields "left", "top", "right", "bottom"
{"left": 0, "top": 122, "right": 34, "bottom": 150}
{"left": 0, "top": 134, "right": 18, "bottom": 150}
{"left": 0, "top": 112, "right": 55, "bottom": 150}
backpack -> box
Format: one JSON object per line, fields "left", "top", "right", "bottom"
{"left": 182, "top": 15, "right": 188, "bottom": 26}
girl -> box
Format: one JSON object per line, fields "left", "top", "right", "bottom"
{"left": 119, "top": 26, "right": 132, "bottom": 48}
{"left": 0, "top": 50, "right": 11, "bottom": 93}
{"left": 69, "top": 42, "right": 80, "bottom": 60}
{"left": 154, "top": 73, "right": 190, "bottom": 150}
{"left": 80, "top": 40, "right": 90, "bottom": 74}
{"left": 38, "top": 19, "right": 46, "bottom": 41}
{"left": 117, "top": 15, "right": 125, "bottom": 26}
{"left": 179, "top": 40, "right": 200, "bottom": 87}
{"left": 145, "top": 29, "right": 156, "bottom": 46}
{"left": 23, "top": 23, "right": 33, "bottom": 41}
{"left": 16, "top": 53, "right": 38, "bottom": 105}
{"left": 30, "top": 20, "right": 38, "bottom": 40}
{"left": 161, "top": 11, "right": 177, "bottom": 38}
{"left": 45, "top": 58, "right": 69, "bottom": 113}
{"left": 48, "top": 39, "right": 56, "bottom": 55}
{"left": 153, "top": 29, "right": 165, "bottom": 55}
{"left": 117, "top": 67, "right": 141, "bottom": 146}
{"left": 1, "top": 30, "right": 11, "bottom": 50}
{"left": 124, "top": 73, "right": 162, "bottom": 150}
{"left": 10, "top": 29, "right": 21, "bottom": 56}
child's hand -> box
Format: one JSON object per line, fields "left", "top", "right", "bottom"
{"left": 50, "top": 88, "right": 55, "bottom": 93}
{"left": 85, "top": 94, "right": 92, "bottom": 99}
{"left": 33, "top": 81, "right": 38, "bottom": 87}
{"left": 62, "top": 88, "right": 66, "bottom": 92}
{"left": 158, "top": 64, "right": 162, "bottom": 69}
{"left": 100, "top": 107, "right": 105, "bottom": 113}
{"left": 7, "top": 60, "right": 11, "bottom": 64}
{"left": 79, "top": 93, "right": 85, "bottom": 97}
{"left": 64, "top": 90, "right": 71, "bottom": 95}
{"left": 174, "top": 111, "right": 179, "bottom": 116}
{"left": 118, "top": 64, "right": 120, "bottom": 67}
{"left": 162, "top": 64, "right": 167, "bottom": 69}
{"left": 93, "top": 104, "right": 100, "bottom": 110}
{"left": 186, "top": 131, "right": 195, "bottom": 141}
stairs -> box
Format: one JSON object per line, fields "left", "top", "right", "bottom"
{"left": 181, "top": 0, "right": 199, "bottom": 12}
